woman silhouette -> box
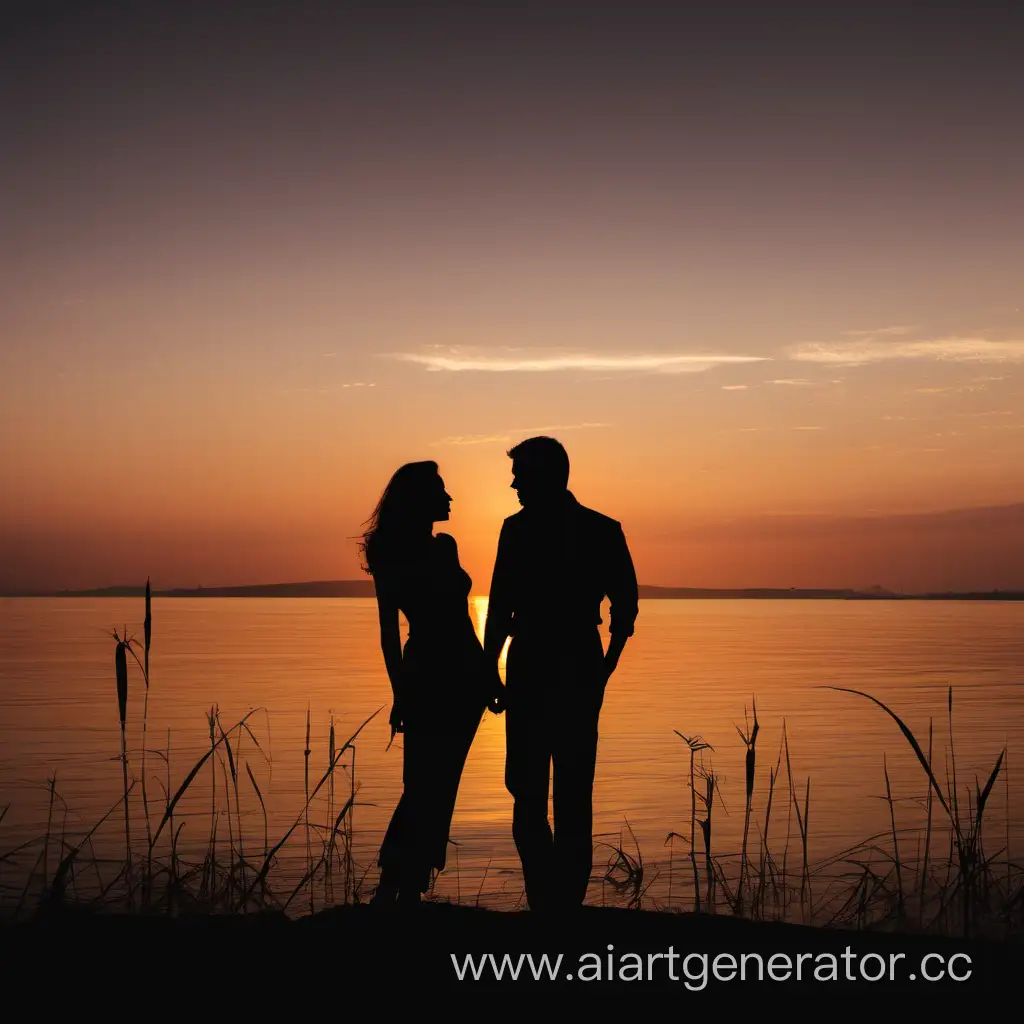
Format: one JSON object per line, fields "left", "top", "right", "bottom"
{"left": 360, "top": 461, "right": 504, "bottom": 906}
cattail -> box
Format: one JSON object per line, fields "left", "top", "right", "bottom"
{"left": 115, "top": 637, "right": 128, "bottom": 730}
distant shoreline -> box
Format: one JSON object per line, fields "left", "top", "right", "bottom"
{"left": 3, "top": 581, "right": 1024, "bottom": 601}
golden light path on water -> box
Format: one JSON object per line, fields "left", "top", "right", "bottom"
{"left": 469, "top": 595, "right": 509, "bottom": 677}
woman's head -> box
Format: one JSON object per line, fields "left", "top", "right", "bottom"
{"left": 359, "top": 461, "right": 451, "bottom": 574}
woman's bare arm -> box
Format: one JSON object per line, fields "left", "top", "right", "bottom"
{"left": 375, "top": 582, "right": 406, "bottom": 732}
{"left": 376, "top": 588, "right": 402, "bottom": 686}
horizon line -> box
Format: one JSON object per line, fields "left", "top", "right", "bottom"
{"left": 4, "top": 580, "right": 1024, "bottom": 599}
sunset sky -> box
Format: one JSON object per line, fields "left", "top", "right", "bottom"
{"left": 2, "top": 4, "right": 1023, "bottom": 593}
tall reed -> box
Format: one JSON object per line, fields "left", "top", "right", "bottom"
{"left": 782, "top": 723, "right": 811, "bottom": 918}
{"left": 141, "top": 578, "right": 152, "bottom": 894}
{"left": 920, "top": 718, "right": 934, "bottom": 928}
{"left": 698, "top": 761, "right": 717, "bottom": 910}
{"left": 756, "top": 736, "right": 783, "bottom": 917}
{"left": 735, "top": 700, "right": 759, "bottom": 913}
{"left": 326, "top": 714, "right": 336, "bottom": 902}
{"left": 346, "top": 742, "right": 357, "bottom": 903}
{"left": 883, "top": 754, "right": 904, "bottom": 920}
{"left": 113, "top": 628, "right": 132, "bottom": 905}
{"left": 672, "top": 731, "right": 713, "bottom": 912}
{"left": 304, "top": 705, "right": 312, "bottom": 915}
{"left": 205, "top": 705, "right": 217, "bottom": 902}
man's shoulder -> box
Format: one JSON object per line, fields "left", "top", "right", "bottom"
{"left": 571, "top": 500, "right": 624, "bottom": 534}
{"left": 498, "top": 509, "right": 528, "bottom": 539}
{"left": 500, "top": 499, "right": 626, "bottom": 536}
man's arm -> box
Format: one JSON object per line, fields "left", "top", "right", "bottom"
{"left": 604, "top": 521, "right": 639, "bottom": 679}
{"left": 483, "top": 520, "right": 515, "bottom": 666}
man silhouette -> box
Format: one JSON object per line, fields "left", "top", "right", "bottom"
{"left": 484, "top": 436, "right": 638, "bottom": 911}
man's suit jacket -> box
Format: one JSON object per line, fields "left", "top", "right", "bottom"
{"left": 484, "top": 491, "right": 639, "bottom": 654}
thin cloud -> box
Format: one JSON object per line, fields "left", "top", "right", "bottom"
{"left": 392, "top": 346, "right": 769, "bottom": 374}
{"left": 787, "top": 336, "right": 1024, "bottom": 365}
{"left": 765, "top": 378, "right": 814, "bottom": 386}
{"left": 430, "top": 421, "right": 609, "bottom": 446}
{"left": 978, "top": 421, "right": 1024, "bottom": 431}
{"left": 841, "top": 325, "right": 919, "bottom": 338}
{"left": 793, "top": 425, "right": 825, "bottom": 431}
{"left": 721, "top": 384, "right": 749, "bottom": 390}
{"left": 282, "top": 381, "right": 377, "bottom": 394}
{"left": 430, "top": 433, "right": 512, "bottom": 446}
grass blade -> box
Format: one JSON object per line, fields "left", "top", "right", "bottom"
{"left": 827, "top": 686, "right": 951, "bottom": 820}
{"left": 150, "top": 708, "right": 262, "bottom": 848}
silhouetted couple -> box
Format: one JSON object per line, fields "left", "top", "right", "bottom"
{"left": 360, "top": 436, "right": 639, "bottom": 911}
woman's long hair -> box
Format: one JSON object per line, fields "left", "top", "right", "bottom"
{"left": 359, "top": 461, "right": 440, "bottom": 576}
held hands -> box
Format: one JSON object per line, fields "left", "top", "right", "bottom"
{"left": 468, "top": 645, "right": 505, "bottom": 716}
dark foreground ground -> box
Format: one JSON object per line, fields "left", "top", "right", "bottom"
{"left": 2, "top": 902, "right": 1019, "bottom": 1005}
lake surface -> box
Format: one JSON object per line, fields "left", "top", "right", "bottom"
{"left": 1, "top": 597, "right": 1021, "bottom": 915}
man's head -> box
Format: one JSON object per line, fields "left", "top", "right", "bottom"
{"left": 507, "top": 436, "right": 570, "bottom": 508}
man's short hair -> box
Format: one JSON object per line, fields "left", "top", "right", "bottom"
{"left": 507, "top": 436, "right": 570, "bottom": 487}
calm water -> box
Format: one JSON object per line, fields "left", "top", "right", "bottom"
{"left": 1, "top": 597, "right": 1022, "bottom": 912}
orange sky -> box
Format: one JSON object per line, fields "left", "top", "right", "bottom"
{"left": 1, "top": 8, "right": 1023, "bottom": 593}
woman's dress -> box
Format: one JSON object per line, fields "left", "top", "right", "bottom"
{"left": 377, "top": 532, "right": 489, "bottom": 893}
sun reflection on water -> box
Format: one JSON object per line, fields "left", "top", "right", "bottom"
{"left": 470, "top": 595, "right": 509, "bottom": 680}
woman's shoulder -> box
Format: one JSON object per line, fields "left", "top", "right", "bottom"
{"left": 434, "top": 532, "right": 459, "bottom": 554}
